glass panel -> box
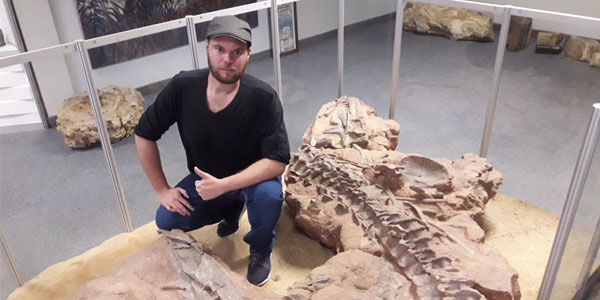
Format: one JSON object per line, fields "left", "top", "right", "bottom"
{"left": 392, "top": 4, "right": 493, "bottom": 158}
{"left": 0, "top": 252, "right": 20, "bottom": 299}
{"left": 552, "top": 137, "right": 600, "bottom": 299}
{"left": 487, "top": 22, "right": 600, "bottom": 297}
{"left": 271, "top": 0, "right": 341, "bottom": 150}
{"left": 88, "top": 26, "right": 194, "bottom": 229}
{"left": 343, "top": 0, "right": 396, "bottom": 122}
{"left": 0, "top": 53, "right": 124, "bottom": 282}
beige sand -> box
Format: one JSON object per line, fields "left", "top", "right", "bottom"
{"left": 7, "top": 193, "right": 590, "bottom": 300}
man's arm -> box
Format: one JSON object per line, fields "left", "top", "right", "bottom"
{"left": 194, "top": 158, "right": 285, "bottom": 200}
{"left": 135, "top": 135, "right": 193, "bottom": 216}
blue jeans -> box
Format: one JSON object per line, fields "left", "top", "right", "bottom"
{"left": 155, "top": 173, "right": 284, "bottom": 255}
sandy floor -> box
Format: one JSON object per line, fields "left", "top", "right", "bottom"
{"left": 7, "top": 193, "right": 591, "bottom": 300}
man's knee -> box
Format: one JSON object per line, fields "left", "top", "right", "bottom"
{"left": 155, "top": 205, "right": 185, "bottom": 231}
{"left": 247, "top": 179, "right": 283, "bottom": 204}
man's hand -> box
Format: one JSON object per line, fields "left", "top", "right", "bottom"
{"left": 159, "top": 187, "right": 194, "bottom": 216}
{"left": 194, "top": 167, "right": 227, "bottom": 200}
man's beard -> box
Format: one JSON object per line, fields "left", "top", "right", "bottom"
{"left": 207, "top": 54, "right": 247, "bottom": 84}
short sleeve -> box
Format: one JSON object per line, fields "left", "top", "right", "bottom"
{"left": 134, "top": 73, "right": 182, "bottom": 141}
{"left": 259, "top": 93, "right": 291, "bottom": 165}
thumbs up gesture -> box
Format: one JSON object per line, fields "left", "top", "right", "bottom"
{"left": 194, "top": 167, "right": 226, "bottom": 200}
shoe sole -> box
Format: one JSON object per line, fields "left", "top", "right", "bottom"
{"left": 255, "top": 270, "right": 271, "bottom": 286}
{"left": 252, "top": 253, "right": 272, "bottom": 287}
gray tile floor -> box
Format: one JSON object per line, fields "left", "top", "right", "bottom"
{"left": 1, "top": 15, "right": 599, "bottom": 298}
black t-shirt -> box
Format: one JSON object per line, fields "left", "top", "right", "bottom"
{"left": 134, "top": 69, "right": 290, "bottom": 179}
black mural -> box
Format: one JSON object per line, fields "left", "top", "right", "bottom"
{"left": 76, "top": 0, "right": 258, "bottom": 68}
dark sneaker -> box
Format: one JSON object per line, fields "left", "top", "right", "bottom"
{"left": 247, "top": 253, "right": 271, "bottom": 286}
{"left": 217, "top": 219, "right": 239, "bottom": 238}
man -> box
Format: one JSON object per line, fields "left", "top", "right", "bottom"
{"left": 134, "top": 15, "right": 290, "bottom": 286}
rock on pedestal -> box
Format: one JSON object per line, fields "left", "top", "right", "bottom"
{"left": 535, "top": 32, "right": 567, "bottom": 54}
{"left": 591, "top": 53, "right": 600, "bottom": 68}
{"left": 403, "top": 3, "right": 495, "bottom": 41}
{"left": 563, "top": 36, "right": 600, "bottom": 63}
{"left": 56, "top": 85, "right": 144, "bottom": 148}
{"left": 506, "top": 16, "right": 532, "bottom": 52}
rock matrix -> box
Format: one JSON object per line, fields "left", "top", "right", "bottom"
{"left": 506, "top": 16, "right": 532, "bottom": 52}
{"left": 284, "top": 97, "right": 521, "bottom": 299}
{"left": 72, "top": 230, "right": 281, "bottom": 300}
{"left": 563, "top": 36, "right": 600, "bottom": 65}
{"left": 403, "top": 3, "right": 495, "bottom": 41}
{"left": 535, "top": 32, "right": 567, "bottom": 54}
{"left": 56, "top": 85, "right": 144, "bottom": 148}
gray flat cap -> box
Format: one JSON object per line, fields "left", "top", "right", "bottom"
{"left": 206, "top": 15, "right": 252, "bottom": 47}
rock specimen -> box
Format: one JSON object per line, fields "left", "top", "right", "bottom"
{"left": 563, "top": 36, "right": 600, "bottom": 63}
{"left": 56, "top": 85, "right": 144, "bottom": 148}
{"left": 72, "top": 230, "right": 281, "bottom": 300}
{"left": 302, "top": 96, "right": 399, "bottom": 151}
{"left": 506, "top": 16, "right": 532, "bottom": 52}
{"left": 284, "top": 97, "right": 520, "bottom": 299}
{"left": 403, "top": 2, "right": 494, "bottom": 41}
{"left": 535, "top": 32, "right": 567, "bottom": 54}
{"left": 591, "top": 53, "right": 600, "bottom": 68}
{"left": 287, "top": 250, "right": 413, "bottom": 299}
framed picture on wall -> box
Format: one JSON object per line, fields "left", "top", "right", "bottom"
{"left": 277, "top": 2, "right": 298, "bottom": 55}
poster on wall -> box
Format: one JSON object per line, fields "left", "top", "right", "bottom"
{"left": 76, "top": 0, "right": 258, "bottom": 69}
{"left": 277, "top": 2, "right": 298, "bottom": 55}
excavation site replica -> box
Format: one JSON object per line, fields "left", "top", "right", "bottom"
{"left": 10, "top": 96, "right": 543, "bottom": 300}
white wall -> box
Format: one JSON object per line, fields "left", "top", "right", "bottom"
{"left": 12, "top": 0, "right": 74, "bottom": 117}
{"left": 472, "top": 0, "right": 600, "bottom": 39}
{"left": 48, "top": 2, "right": 275, "bottom": 101}
{"left": 31, "top": 0, "right": 600, "bottom": 117}
{"left": 0, "top": 0, "right": 16, "bottom": 45}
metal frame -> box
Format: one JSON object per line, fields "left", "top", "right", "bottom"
{"left": 270, "top": 0, "right": 283, "bottom": 97}
{"left": 186, "top": 16, "right": 201, "bottom": 70}
{"left": 337, "top": 0, "right": 344, "bottom": 98}
{"left": 479, "top": 6, "right": 512, "bottom": 158}
{"left": 388, "top": 0, "right": 404, "bottom": 120}
{"left": 2, "top": 0, "right": 49, "bottom": 129}
{"left": 537, "top": 103, "right": 600, "bottom": 299}
{"left": 75, "top": 41, "right": 133, "bottom": 234}
{"left": 0, "top": 0, "right": 599, "bottom": 295}
{"left": 1, "top": 229, "right": 23, "bottom": 287}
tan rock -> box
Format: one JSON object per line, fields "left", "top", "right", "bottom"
{"left": 56, "top": 85, "right": 144, "bottom": 148}
{"left": 403, "top": 2, "right": 494, "bottom": 41}
{"left": 72, "top": 230, "right": 282, "bottom": 300}
{"left": 287, "top": 250, "right": 413, "bottom": 300}
{"left": 506, "top": 16, "right": 532, "bottom": 52}
{"left": 563, "top": 36, "right": 600, "bottom": 62}
{"left": 590, "top": 52, "right": 600, "bottom": 68}
{"left": 535, "top": 32, "right": 567, "bottom": 54}
{"left": 302, "top": 96, "right": 399, "bottom": 151}
{"left": 284, "top": 98, "right": 519, "bottom": 299}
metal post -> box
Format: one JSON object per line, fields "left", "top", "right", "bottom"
{"left": 3, "top": 0, "right": 49, "bottom": 128}
{"left": 186, "top": 16, "right": 201, "bottom": 70}
{"left": 479, "top": 6, "right": 512, "bottom": 158}
{"left": 337, "top": 0, "right": 345, "bottom": 98}
{"left": 74, "top": 40, "right": 133, "bottom": 233}
{"left": 538, "top": 103, "right": 600, "bottom": 299}
{"left": 389, "top": 0, "right": 404, "bottom": 120}
{"left": 574, "top": 210, "right": 600, "bottom": 300}
{"left": 0, "top": 229, "right": 23, "bottom": 287}
{"left": 270, "top": 0, "right": 283, "bottom": 98}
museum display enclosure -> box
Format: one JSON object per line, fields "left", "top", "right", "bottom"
{"left": 0, "top": 0, "right": 599, "bottom": 299}
{"left": 0, "top": 46, "right": 125, "bottom": 286}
